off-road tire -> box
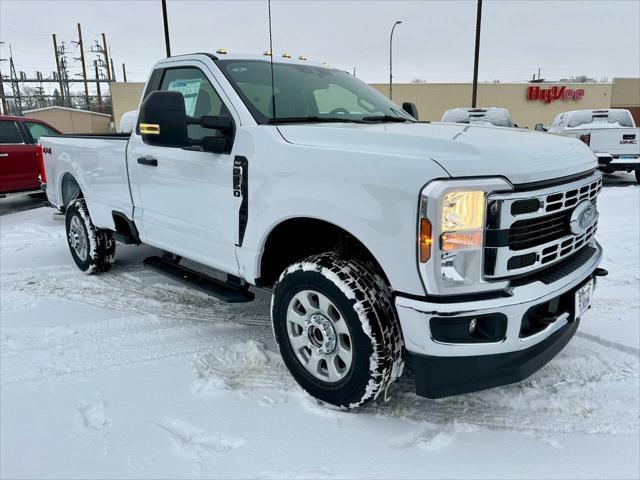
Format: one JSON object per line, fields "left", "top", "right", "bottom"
{"left": 65, "top": 199, "right": 116, "bottom": 274}
{"left": 271, "top": 253, "right": 404, "bottom": 409}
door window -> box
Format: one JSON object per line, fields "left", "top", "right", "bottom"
{"left": 0, "top": 121, "right": 24, "bottom": 144}
{"left": 25, "top": 122, "right": 58, "bottom": 142}
{"left": 160, "top": 67, "right": 228, "bottom": 140}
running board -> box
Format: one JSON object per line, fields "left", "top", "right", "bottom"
{"left": 143, "top": 256, "right": 254, "bottom": 304}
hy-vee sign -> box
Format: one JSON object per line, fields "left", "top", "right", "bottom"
{"left": 527, "top": 85, "right": 585, "bottom": 104}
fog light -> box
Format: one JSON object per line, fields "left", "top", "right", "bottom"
{"left": 469, "top": 318, "right": 477, "bottom": 334}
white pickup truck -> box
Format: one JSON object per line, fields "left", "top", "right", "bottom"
{"left": 41, "top": 52, "right": 606, "bottom": 408}
{"left": 441, "top": 107, "right": 515, "bottom": 128}
{"left": 546, "top": 109, "right": 640, "bottom": 183}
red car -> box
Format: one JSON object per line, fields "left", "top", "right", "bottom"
{"left": 0, "top": 115, "right": 60, "bottom": 197}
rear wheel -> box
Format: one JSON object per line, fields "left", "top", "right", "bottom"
{"left": 65, "top": 199, "right": 115, "bottom": 274}
{"left": 271, "top": 253, "right": 403, "bottom": 408}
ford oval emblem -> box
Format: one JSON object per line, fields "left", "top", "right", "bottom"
{"left": 569, "top": 200, "right": 598, "bottom": 236}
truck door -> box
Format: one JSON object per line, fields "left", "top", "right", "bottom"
{"left": 0, "top": 120, "right": 38, "bottom": 194}
{"left": 127, "top": 64, "right": 240, "bottom": 275}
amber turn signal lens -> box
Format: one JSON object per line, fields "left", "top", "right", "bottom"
{"left": 440, "top": 230, "right": 483, "bottom": 251}
{"left": 419, "top": 218, "right": 432, "bottom": 263}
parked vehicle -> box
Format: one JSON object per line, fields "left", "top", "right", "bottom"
{"left": 545, "top": 109, "right": 640, "bottom": 182}
{"left": 118, "top": 110, "right": 138, "bottom": 134}
{"left": 41, "top": 53, "right": 606, "bottom": 408}
{"left": 441, "top": 107, "right": 515, "bottom": 127}
{"left": 0, "top": 115, "right": 60, "bottom": 197}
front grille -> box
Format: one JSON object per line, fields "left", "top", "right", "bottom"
{"left": 511, "top": 198, "right": 540, "bottom": 215}
{"left": 508, "top": 210, "right": 571, "bottom": 250}
{"left": 485, "top": 171, "right": 602, "bottom": 280}
{"left": 545, "top": 179, "right": 601, "bottom": 212}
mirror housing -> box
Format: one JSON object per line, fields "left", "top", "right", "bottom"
{"left": 534, "top": 123, "right": 546, "bottom": 132}
{"left": 138, "top": 91, "right": 188, "bottom": 147}
{"left": 402, "top": 102, "right": 419, "bottom": 120}
{"left": 201, "top": 136, "right": 230, "bottom": 154}
{"left": 200, "top": 115, "right": 234, "bottom": 132}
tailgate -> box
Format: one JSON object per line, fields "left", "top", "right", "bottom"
{"left": 589, "top": 128, "right": 640, "bottom": 156}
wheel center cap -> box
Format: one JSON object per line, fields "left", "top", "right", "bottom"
{"left": 305, "top": 313, "right": 337, "bottom": 354}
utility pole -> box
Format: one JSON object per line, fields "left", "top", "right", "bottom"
{"left": 101, "top": 33, "right": 112, "bottom": 80}
{"left": 58, "top": 42, "right": 72, "bottom": 102}
{"left": 162, "top": 0, "right": 171, "bottom": 57}
{"left": 0, "top": 42, "right": 7, "bottom": 114}
{"left": 471, "top": 0, "right": 483, "bottom": 108}
{"left": 8, "top": 46, "right": 22, "bottom": 114}
{"left": 0, "top": 77, "right": 7, "bottom": 115}
{"left": 122, "top": 63, "right": 127, "bottom": 82}
{"left": 52, "top": 34, "right": 66, "bottom": 106}
{"left": 94, "top": 60, "right": 103, "bottom": 112}
{"left": 73, "top": 23, "right": 90, "bottom": 108}
{"left": 110, "top": 57, "right": 117, "bottom": 82}
{"left": 389, "top": 20, "right": 402, "bottom": 100}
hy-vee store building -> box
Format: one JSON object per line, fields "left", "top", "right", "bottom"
{"left": 103, "top": 77, "right": 639, "bottom": 131}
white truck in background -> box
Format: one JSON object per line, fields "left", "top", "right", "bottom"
{"left": 441, "top": 107, "right": 516, "bottom": 128}
{"left": 545, "top": 109, "right": 640, "bottom": 183}
{"left": 40, "top": 52, "right": 606, "bottom": 409}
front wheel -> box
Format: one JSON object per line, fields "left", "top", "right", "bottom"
{"left": 65, "top": 199, "right": 116, "bottom": 274}
{"left": 271, "top": 253, "right": 403, "bottom": 409}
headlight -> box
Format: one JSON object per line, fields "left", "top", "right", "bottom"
{"left": 440, "top": 191, "right": 485, "bottom": 252}
{"left": 418, "top": 178, "right": 512, "bottom": 295}
{"left": 442, "top": 191, "right": 484, "bottom": 231}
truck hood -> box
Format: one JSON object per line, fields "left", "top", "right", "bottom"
{"left": 277, "top": 122, "right": 597, "bottom": 185}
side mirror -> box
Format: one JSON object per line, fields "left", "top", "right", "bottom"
{"left": 200, "top": 115, "right": 233, "bottom": 132}
{"left": 199, "top": 115, "right": 235, "bottom": 154}
{"left": 402, "top": 102, "right": 419, "bottom": 120}
{"left": 534, "top": 123, "right": 546, "bottom": 132}
{"left": 137, "top": 91, "right": 188, "bottom": 147}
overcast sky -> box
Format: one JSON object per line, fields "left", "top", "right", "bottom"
{"left": 1, "top": 0, "right": 639, "bottom": 95}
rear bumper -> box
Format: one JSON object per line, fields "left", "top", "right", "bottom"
{"left": 395, "top": 240, "right": 602, "bottom": 398}
{"left": 597, "top": 153, "right": 640, "bottom": 171}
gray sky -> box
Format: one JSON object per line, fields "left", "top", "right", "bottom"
{"left": 1, "top": 0, "right": 639, "bottom": 95}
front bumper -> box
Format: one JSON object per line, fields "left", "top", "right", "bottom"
{"left": 395, "top": 240, "right": 602, "bottom": 398}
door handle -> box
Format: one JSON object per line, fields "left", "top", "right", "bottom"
{"left": 0, "top": 153, "right": 9, "bottom": 158}
{"left": 137, "top": 156, "right": 158, "bottom": 166}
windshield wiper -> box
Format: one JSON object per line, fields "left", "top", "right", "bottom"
{"left": 362, "top": 115, "right": 413, "bottom": 123}
{"left": 268, "top": 116, "right": 367, "bottom": 125}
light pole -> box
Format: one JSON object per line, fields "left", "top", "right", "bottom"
{"left": 161, "top": 0, "right": 171, "bottom": 57}
{"left": 471, "top": 0, "right": 482, "bottom": 107}
{"left": 389, "top": 20, "right": 402, "bottom": 100}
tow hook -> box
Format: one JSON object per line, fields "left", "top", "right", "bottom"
{"left": 594, "top": 268, "right": 609, "bottom": 277}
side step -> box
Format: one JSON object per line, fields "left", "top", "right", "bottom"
{"left": 143, "top": 256, "right": 254, "bottom": 304}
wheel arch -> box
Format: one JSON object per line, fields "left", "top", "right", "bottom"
{"left": 256, "top": 216, "right": 391, "bottom": 288}
{"left": 59, "top": 172, "right": 83, "bottom": 211}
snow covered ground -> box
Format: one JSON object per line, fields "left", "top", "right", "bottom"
{"left": 1, "top": 174, "right": 639, "bottom": 479}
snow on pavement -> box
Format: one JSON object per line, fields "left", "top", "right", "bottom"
{"left": 1, "top": 179, "right": 639, "bottom": 479}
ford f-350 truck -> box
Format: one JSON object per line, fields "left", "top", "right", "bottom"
{"left": 41, "top": 52, "right": 606, "bottom": 408}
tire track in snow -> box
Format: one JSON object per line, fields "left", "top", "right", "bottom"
{"left": 2, "top": 261, "right": 638, "bottom": 435}
{"left": 1, "top": 265, "right": 272, "bottom": 327}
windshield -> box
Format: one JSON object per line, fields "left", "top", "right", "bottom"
{"left": 218, "top": 59, "right": 415, "bottom": 124}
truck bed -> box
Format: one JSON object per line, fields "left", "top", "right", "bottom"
{"left": 40, "top": 134, "right": 134, "bottom": 231}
